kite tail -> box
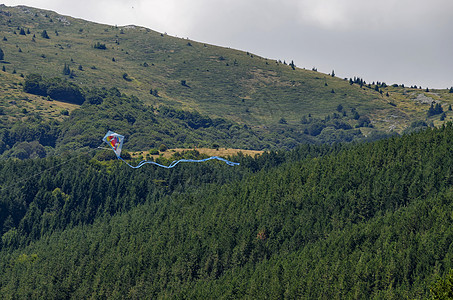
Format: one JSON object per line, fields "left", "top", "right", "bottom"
{"left": 118, "top": 156, "right": 239, "bottom": 169}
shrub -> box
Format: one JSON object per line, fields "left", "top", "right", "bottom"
{"left": 122, "top": 73, "right": 132, "bottom": 82}
{"left": 149, "top": 149, "right": 159, "bottom": 155}
{"left": 93, "top": 42, "right": 106, "bottom": 50}
{"left": 159, "top": 144, "right": 168, "bottom": 152}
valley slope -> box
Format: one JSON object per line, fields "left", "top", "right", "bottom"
{"left": 0, "top": 4, "right": 452, "bottom": 139}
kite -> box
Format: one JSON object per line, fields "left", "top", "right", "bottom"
{"left": 102, "top": 130, "right": 239, "bottom": 168}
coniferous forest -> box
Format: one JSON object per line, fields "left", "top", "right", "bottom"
{"left": 2, "top": 124, "right": 453, "bottom": 298}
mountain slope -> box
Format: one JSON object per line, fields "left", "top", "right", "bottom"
{"left": 1, "top": 4, "right": 452, "bottom": 135}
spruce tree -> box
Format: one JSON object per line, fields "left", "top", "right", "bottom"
{"left": 41, "top": 30, "right": 49, "bottom": 39}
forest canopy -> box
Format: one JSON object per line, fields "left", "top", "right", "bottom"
{"left": 1, "top": 124, "right": 453, "bottom": 298}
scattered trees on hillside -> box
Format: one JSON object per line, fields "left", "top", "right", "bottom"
{"left": 427, "top": 102, "right": 443, "bottom": 117}
{"left": 150, "top": 88, "right": 159, "bottom": 97}
{"left": 93, "top": 42, "right": 107, "bottom": 50}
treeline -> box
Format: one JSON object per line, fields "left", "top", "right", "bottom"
{"left": 2, "top": 125, "right": 453, "bottom": 298}
{"left": 1, "top": 76, "right": 391, "bottom": 160}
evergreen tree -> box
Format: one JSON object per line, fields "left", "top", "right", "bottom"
{"left": 435, "top": 103, "right": 443, "bottom": 114}
{"left": 41, "top": 30, "right": 50, "bottom": 39}
{"left": 0, "top": 47, "right": 4, "bottom": 60}
{"left": 427, "top": 102, "right": 444, "bottom": 117}
{"left": 62, "top": 63, "right": 71, "bottom": 76}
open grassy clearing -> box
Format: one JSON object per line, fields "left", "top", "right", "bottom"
{"left": 130, "top": 147, "right": 263, "bottom": 160}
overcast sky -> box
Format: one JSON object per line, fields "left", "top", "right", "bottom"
{"left": 2, "top": 0, "right": 453, "bottom": 88}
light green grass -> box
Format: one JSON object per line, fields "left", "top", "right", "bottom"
{"left": 0, "top": 5, "right": 452, "bottom": 133}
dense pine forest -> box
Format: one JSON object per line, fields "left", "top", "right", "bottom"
{"left": 1, "top": 124, "right": 453, "bottom": 298}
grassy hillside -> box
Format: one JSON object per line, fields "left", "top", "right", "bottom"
{"left": 1, "top": 4, "right": 452, "bottom": 136}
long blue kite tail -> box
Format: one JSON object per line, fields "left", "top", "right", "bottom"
{"left": 118, "top": 156, "right": 239, "bottom": 169}
{"left": 102, "top": 131, "right": 239, "bottom": 168}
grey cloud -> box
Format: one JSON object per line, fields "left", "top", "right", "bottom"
{"left": 2, "top": 0, "right": 453, "bottom": 87}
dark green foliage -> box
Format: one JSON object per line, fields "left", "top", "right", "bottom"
{"left": 159, "top": 143, "right": 167, "bottom": 152}
{"left": 2, "top": 125, "right": 453, "bottom": 298}
{"left": 41, "top": 30, "right": 49, "bottom": 39}
{"left": 24, "top": 74, "right": 85, "bottom": 104}
{"left": 149, "top": 148, "right": 159, "bottom": 155}
{"left": 278, "top": 117, "right": 287, "bottom": 124}
{"left": 428, "top": 102, "right": 444, "bottom": 117}
{"left": 122, "top": 73, "right": 132, "bottom": 81}
{"left": 357, "top": 115, "right": 372, "bottom": 127}
{"left": 93, "top": 42, "right": 106, "bottom": 50}
{"left": 304, "top": 122, "right": 325, "bottom": 136}
{"left": 23, "top": 74, "right": 46, "bottom": 96}
{"left": 150, "top": 88, "right": 159, "bottom": 97}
